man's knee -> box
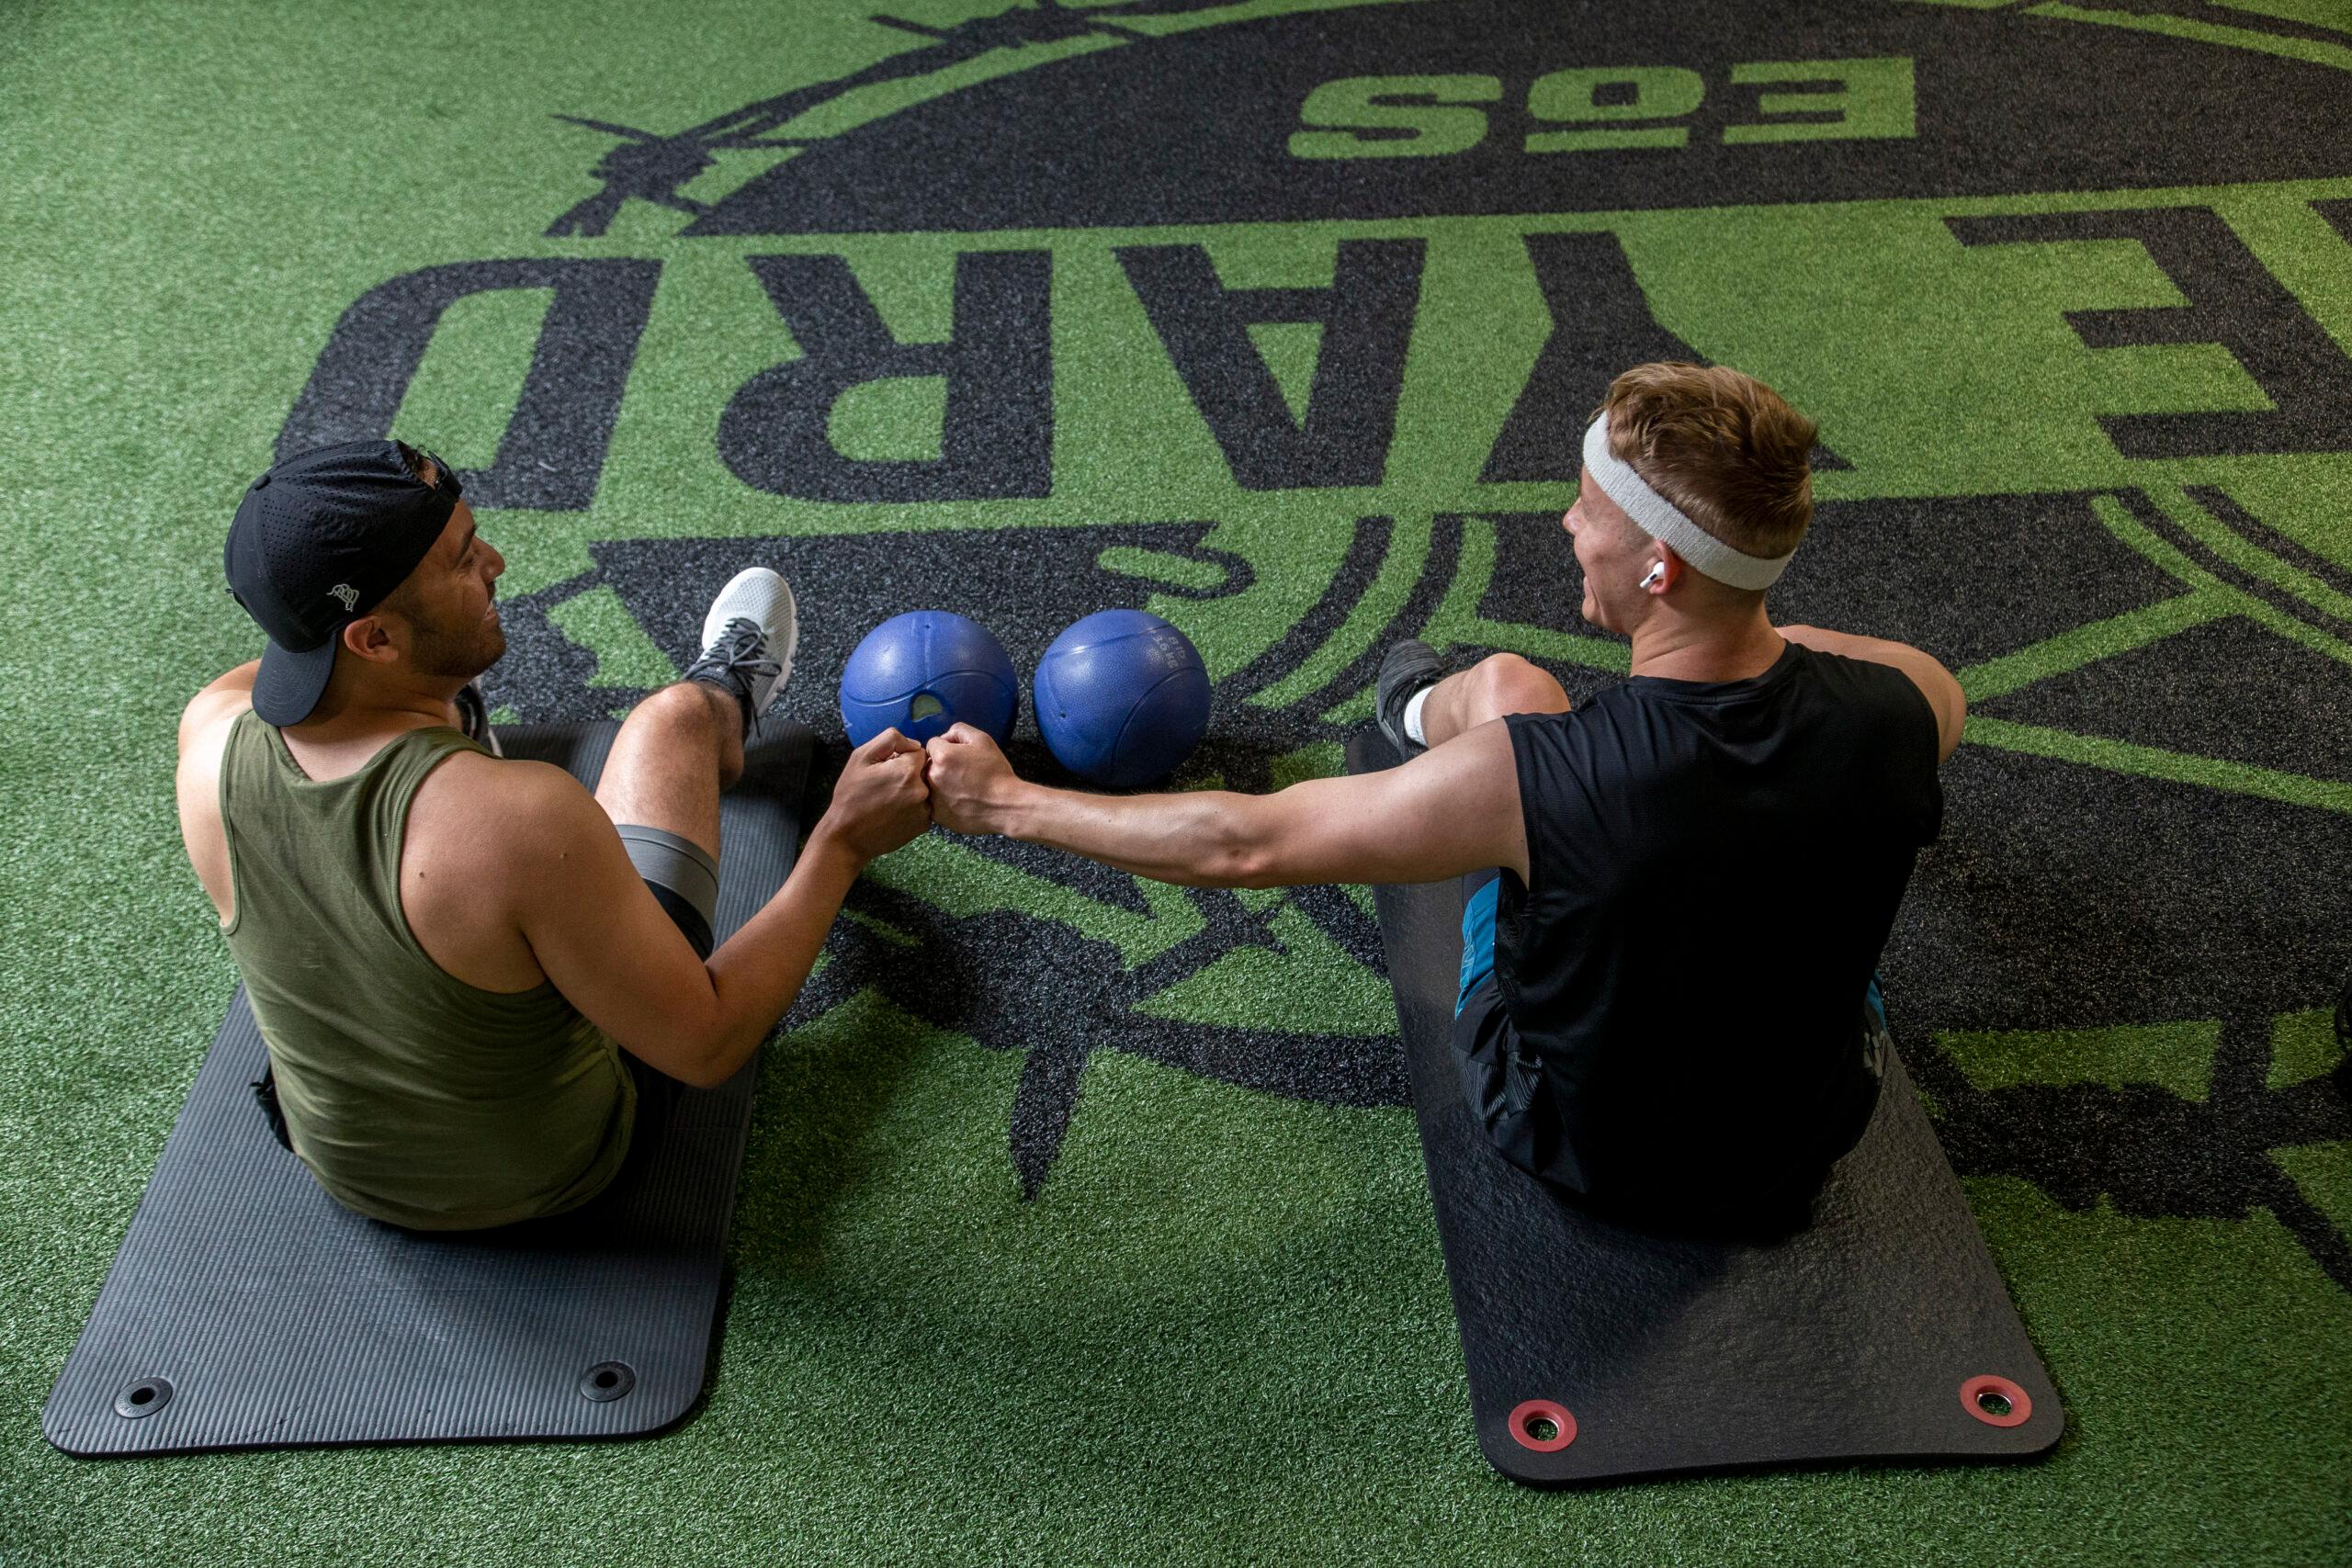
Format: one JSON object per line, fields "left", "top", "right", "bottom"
{"left": 1465, "top": 653, "right": 1568, "bottom": 722}
{"left": 635, "top": 681, "right": 744, "bottom": 758}
{"left": 636, "top": 680, "right": 731, "bottom": 731}
{"left": 615, "top": 680, "right": 746, "bottom": 789}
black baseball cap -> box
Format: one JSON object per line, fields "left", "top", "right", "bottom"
{"left": 223, "top": 440, "right": 462, "bottom": 725}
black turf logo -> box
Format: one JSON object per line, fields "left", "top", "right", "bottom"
{"left": 542, "top": 0, "right": 2352, "bottom": 236}
{"left": 271, "top": 0, "right": 2352, "bottom": 1250}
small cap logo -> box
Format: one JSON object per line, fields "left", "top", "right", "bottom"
{"left": 328, "top": 583, "right": 359, "bottom": 612}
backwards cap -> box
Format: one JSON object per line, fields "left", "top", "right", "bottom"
{"left": 222, "top": 440, "right": 461, "bottom": 724}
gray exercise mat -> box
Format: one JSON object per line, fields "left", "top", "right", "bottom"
{"left": 43, "top": 720, "right": 811, "bottom": 1457}
{"left": 1347, "top": 732, "right": 2062, "bottom": 1486}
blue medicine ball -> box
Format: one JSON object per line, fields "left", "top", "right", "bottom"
{"left": 1034, "top": 610, "right": 1211, "bottom": 788}
{"left": 839, "top": 610, "right": 1018, "bottom": 746}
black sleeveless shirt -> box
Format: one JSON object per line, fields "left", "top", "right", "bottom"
{"left": 1492, "top": 641, "right": 1942, "bottom": 1202}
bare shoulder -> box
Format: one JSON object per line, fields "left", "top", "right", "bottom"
{"left": 407, "top": 750, "right": 609, "bottom": 877}
{"left": 177, "top": 687, "right": 251, "bottom": 779}
{"left": 401, "top": 750, "right": 616, "bottom": 990}
{"left": 178, "top": 662, "right": 260, "bottom": 757}
{"left": 1778, "top": 625, "right": 1966, "bottom": 762}
{"left": 174, "top": 679, "right": 257, "bottom": 827}
{"left": 175, "top": 672, "right": 260, "bottom": 924}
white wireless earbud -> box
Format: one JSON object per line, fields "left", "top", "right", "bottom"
{"left": 1638, "top": 561, "right": 1667, "bottom": 590}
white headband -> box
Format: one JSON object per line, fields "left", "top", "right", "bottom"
{"left": 1580, "top": 413, "right": 1795, "bottom": 591}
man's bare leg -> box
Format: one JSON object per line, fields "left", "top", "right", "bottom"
{"left": 594, "top": 681, "right": 744, "bottom": 861}
{"left": 1418, "top": 653, "right": 1570, "bottom": 749}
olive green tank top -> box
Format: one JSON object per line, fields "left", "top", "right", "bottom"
{"left": 219, "top": 710, "right": 635, "bottom": 1230}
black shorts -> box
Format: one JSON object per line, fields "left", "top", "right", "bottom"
{"left": 1451, "top": 874, "right": 1888, "bottom": 1226}
{"left": 1450, "top": 869, "right": 1587, "bottom": 1191}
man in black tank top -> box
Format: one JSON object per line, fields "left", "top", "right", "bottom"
{"left": 922, "top": 363, "right": 1966, "bottom": 1221}
{"left": 1460, "top": 641, "right": 1941, "bottom": 1216}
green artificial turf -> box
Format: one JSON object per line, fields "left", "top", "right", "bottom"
{"left": 5, "top": 1, "right": 2351, "bottom": 1562}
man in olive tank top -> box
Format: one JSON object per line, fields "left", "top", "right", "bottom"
{"left": 923, "top": 364, "right": 1970, "bottom": 1222}
{"left": 177, "top": 440, "right": 932, "bottom": 1230}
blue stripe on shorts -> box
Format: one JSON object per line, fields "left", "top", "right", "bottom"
{"left": 1457, "top": 875, "right": 1500, "bottom": 1018}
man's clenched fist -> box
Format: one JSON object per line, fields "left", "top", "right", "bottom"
{"left": 924, "top": 723, "right": 1022, "bottom": 836}
{"left": 813, "top": 727, "right": 933, "bottom": 863}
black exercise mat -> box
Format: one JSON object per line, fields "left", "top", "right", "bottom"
{"left": 42, "top": 720, "right": 811, "bottom": 1457}
{"left": 1347, "top": 732, "right": 2062, "bottom": 1486}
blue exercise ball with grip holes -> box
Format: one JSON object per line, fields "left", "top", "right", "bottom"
{"left": 839, "top": 610, "right": 1018, "bottom": 747}
{"left": 1034, "top": 609, "right": 1212, "bottom": 788}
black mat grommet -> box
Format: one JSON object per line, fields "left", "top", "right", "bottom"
{"left": 112, "top": 1379, "right": 173, "bottom": 1420}
{"left": 579, "top": 1361, "right": 636, "bottom": 1404}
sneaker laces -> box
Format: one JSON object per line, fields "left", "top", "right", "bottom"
{"left": 684, "top": 616, "right": 781, "bottom": 737}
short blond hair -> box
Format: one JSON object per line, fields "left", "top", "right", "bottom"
{"left": 1594, "top": 364, "right": 1818, "bottom": 561}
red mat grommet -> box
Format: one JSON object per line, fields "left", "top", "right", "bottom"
{"left": 1960, "top": 1374, "right": 2031, "bottom": 1427}
{"left": 1508, "top": 1398, "right": 1577, "bottom": 1452}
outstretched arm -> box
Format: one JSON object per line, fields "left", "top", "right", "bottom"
{"left": 924, "top": 721, "right": 1531, "bottom": 887}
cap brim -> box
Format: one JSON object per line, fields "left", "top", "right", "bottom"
{"left": 251, "top": 637, "right": 339, "bottom": 727}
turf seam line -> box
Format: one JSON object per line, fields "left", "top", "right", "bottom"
{"left": 2188, "top": 485, "right": 2352, "bottom": 599}
{"left": 1230, "top": 515, "right": 1396, "bottom": 705}
{"left": 1250, "top": 513, "right": 1432, "bottom": 708}
{"left": 2121, "top": 496, "right": 2352, "bottom": 654}
{"left": 1295, "top": 511, "right": 1468, "bottom": 716}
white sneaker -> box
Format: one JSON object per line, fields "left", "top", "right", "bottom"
{"left": 684, "top": 567, "right": 798, "bottom": 730}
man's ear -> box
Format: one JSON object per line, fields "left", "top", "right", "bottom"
{"left": 341, "top": 614, "right": 401, "bottom": 665}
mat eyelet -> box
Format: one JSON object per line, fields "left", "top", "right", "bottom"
{"left": 1960, "top": 1374, "right": 2031, "bottom": 1427}
{"left": 579, "top": 1360, "right": 637, "bottom": 1403}
{"left": 1508, "top": 1398, "right": 1577, "bottom": 1451}
{"left": 113, "top": 1377, "right": 174, "bottom": 1419}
